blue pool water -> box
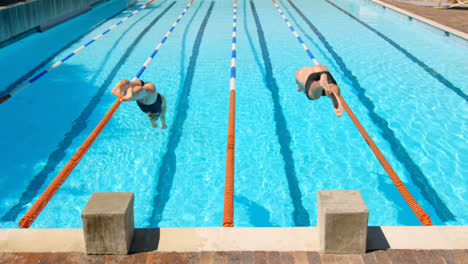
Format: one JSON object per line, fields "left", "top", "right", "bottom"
{"left": 0, "top": 0, "right": 467, "bottom": 228}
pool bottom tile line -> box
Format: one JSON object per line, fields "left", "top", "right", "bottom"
{"left": 149, "top": 0, "right": 214, "bottom": 226}
{"left": 249, "top": 0, "right": 311, "bottom": 227}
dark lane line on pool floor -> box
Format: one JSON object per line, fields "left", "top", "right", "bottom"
{"left": 149, "top": 1, "right": 213, "bottom": 226}
{"left": 286, "top": 0, "right": 455, "bottom": 222}
{"left": 250, "top": 0, "right": 310, "bottom": 227}
{"left": 177, "top": 0, "right": 204, "bottom": 111}
{"left": 1, "top": 2, "right": 176, "bottom": 223}
{"left": 325, "top": 0, "right": 468, "bottom": 103}
{"left": 243, "top": 0, "right": 265, "bottom": 78}
{"left": 0, "top": 0, "right": 157, "bottom": 100}
{"left": 242, "top": 0, "right": 292, "bottom": 227}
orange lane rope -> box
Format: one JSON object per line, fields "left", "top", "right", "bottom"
{"left": 271, "top": 0, "right": 433, "bottom": 226}
{"left": 340, "top": 98, "right": 433, "bottom": 225}
{"left": 18, "top": 96, "right": 123, "bottom": 228}
{"left": 223, "top": 0, "right": 237, "bottom": 227}
{"left": 223, "top": 92, "right": 235, "bottom": 227}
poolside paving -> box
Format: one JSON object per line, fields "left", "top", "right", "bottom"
{"left": 1, "top": 250, "right": 468, "bottom": 263}
{"left": 379, "top": 0, "right": 468, "bottom": 34}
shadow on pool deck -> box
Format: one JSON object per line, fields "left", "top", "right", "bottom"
{"left": 130, "top": 228, "right": 161, "bottom": 253}
{"left": 127, "top": 226, "right": 390, "bottom": 253}
{"left": 128, "top": 226, "right": 390, "bottom": 253}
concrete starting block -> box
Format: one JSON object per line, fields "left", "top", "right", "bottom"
{"left": 82, "top": 192, "right": 134, "bottom": 255}
{"left": 317, "top": 190, "right": 369, "bottom": 254}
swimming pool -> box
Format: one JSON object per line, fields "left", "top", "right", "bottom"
{"left": 0, "top": 0, "right": 467, "bottom": 228}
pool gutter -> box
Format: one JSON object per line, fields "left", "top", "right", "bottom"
{"left": 366, "top": 0, "right": 468, "bottom": 45}
{"left": 1, "top": 226, "right": 467, "bottom": 252}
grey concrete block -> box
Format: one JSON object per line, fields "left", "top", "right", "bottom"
{"left": 317, "top": 190, "right": 368, "bottom": 254}
{"left": 82, "top": 192, "right": 134, "bottom": 255}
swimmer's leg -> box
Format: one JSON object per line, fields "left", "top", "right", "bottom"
{"left": 160, "top": 95, "right": 168, "bottom": 129}
{"left": 148, "top": 114, "right": 158, "bottom": 128}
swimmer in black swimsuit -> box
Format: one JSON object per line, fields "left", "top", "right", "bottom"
{"left": 295, "top": 64, "right": 343, "bottom": 117}
{"left": 112, "top": 79, "right": 167, "bottom": 128}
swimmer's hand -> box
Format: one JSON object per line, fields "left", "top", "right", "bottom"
{"left": 325, "top": 84, "right": 343, "bottom": 117}
{"left": 112, "top": 80, "right": 133, "bottom": 100}
{"left": 111, "top": 87, "right": 124, "bottom": 98}
{"left": 122, "top": 88, "right": 133, "bottom": 101}
{"left": 319, "top": 75, "right": 343, "bottom": 117}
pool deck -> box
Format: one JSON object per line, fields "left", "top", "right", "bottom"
{"left": 1, "top": 226, "right": 468, "bottom": 263}
{"left": 378, "top": 0, "right": 468, "bottom": 34}
{"left": 1, "top": 250, "right": 468, "bottom": 263}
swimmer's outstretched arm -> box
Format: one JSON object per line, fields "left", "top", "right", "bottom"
{"left": 112, "top": 79, "right": 131, "bottom": 98}
{"left": 112, "top": 79, "right": 154, "bottom": 101}
{"left": 319, "top": 76, "right": 343, "bottom": 117}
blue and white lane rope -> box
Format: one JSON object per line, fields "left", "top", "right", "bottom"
{"left": 130, "top": 0, "right": 194, "bottom": 84}
{"left": 0, "top": 0, "right": 156, "bottom": 104}
{"left": 272, "top": 0, "right": 319, "bottom": 66}
{"left": 230, "top": 1, "right": 237, "bottom": 91}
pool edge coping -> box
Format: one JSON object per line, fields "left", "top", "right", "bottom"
{"left": 1, "top": 226, "right": 467, "bottom": 252}
{"left": 367, "top": 0, "right": 468, "bottom": 45}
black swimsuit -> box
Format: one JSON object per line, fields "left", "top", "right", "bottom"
{"left": 135, "top": 80, "right": 162, "bottom": 114}
{"left": 304, "top": 71, "right": 336, "bottom": 100}
{"left": 137, "top": 93, "right": 162, "bottom": 114}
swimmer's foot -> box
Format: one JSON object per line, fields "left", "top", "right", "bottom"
{"left": 320, "top": 74, "right": 343, "bottom": 117}
{"left": 152, "top": 123, "right": 158, "bottom": 128}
